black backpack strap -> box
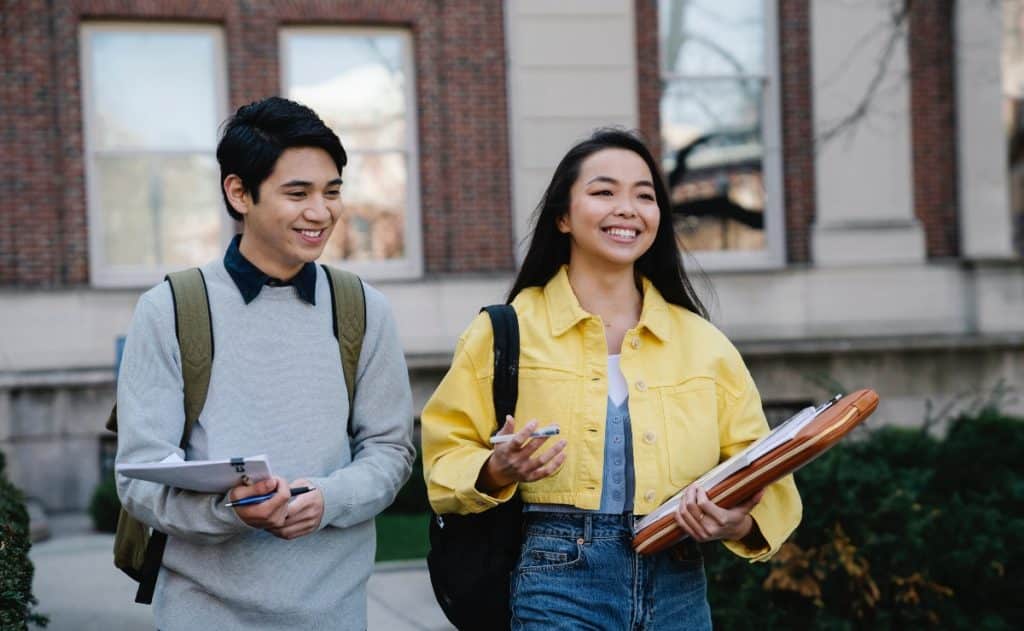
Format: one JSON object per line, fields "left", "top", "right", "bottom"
{"left": 481, "top": 305, "right": 519, "bottom": 428}
{"left": 135, "top": 268, "right": 213, "bottom": 604}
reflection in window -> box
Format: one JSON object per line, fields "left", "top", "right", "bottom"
{"left": 659, "top": 0, "right": 768, "bottom": 253}
{"left": 281, "top": 29, "right": 418, "bottom": 268}
{"left": 1004, "top": 0, "right": 1024, "bottom": 256}
{"left": 82, "top": 26, "right": 224, "bottom": 280}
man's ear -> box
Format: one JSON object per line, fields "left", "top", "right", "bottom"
{"left": 223, "top": 174, "right": 251, "bottom": 217}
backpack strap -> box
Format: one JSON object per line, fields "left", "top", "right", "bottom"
{"left": 165, "top": 268, "right": 215, "bottom": 446}
{"left": 481, "top": 305, "right": 519, "bottom": 426}
{"left": 322, "top": 265, "right": 366, "bottom": 432}
{"left": 134, "top": 268, "right": 213, "bottom": 604}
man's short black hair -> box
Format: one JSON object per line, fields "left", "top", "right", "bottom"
{"left": 216, "top": 96, "right": 348, "bottom": 221}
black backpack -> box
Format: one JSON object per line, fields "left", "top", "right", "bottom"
{"left": 427, "top": 305, "right": 523, "bottom": 631}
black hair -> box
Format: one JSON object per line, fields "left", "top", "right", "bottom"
{"left": 507, "top": 128, "right": 708, "bottom": 319}
{"left": 216, "top": 96, "right": 348, "bottom": 221}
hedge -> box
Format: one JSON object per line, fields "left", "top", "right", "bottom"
{"left": 705, "top": 407, "right": 1024, "bottom": 630}
{"left": 0, "top": 451, "right": 48, "bottom": 629}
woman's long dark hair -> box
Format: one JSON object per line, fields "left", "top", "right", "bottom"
{"left": 507, "top": 128, "right": 708, "bottom": 319}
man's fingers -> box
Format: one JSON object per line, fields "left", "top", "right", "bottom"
{"left": 229, "top": 476, "right": 277, "bottom": 501}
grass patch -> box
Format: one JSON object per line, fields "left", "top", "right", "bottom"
{"left": 375, "top": 512, "right": 430, "bottom": 562}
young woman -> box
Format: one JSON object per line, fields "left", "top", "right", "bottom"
{"left": 421, "top": 129, "right": 801, "bottom": 629}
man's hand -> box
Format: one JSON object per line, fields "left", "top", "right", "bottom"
{"left": 673, "top": 486, "right": 765, "bottom": 543}
{"left": 228, "top": 476, "right": 290, "bottom": 530}
{"left": 267, "top": 478, "right": 324, "bottom": 540}
{"left": 476, "top": 416, "right": 567, "bottom": 493}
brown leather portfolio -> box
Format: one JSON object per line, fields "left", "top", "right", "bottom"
{"left": 631, "top": 389, "right": 880, "bottom": 556}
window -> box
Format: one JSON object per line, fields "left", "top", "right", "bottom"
{"left": 81, "top": 24, "right": 228, "bottom": 286}
{"left": 281, "top": 27, "right": 422, "bottom": 279}
{"left": 658, "top": 0, "right": 784, "bottom": 268}
{"left": 1004, "top": 0, "right": 1024, "bottom": 256}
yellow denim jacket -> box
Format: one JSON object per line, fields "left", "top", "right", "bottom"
{"left": 421, "top": 266, "right": 801, "bottom": 561}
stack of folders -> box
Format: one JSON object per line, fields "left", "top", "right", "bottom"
{"left": 632, "top": 389, "right": 880, "bottom": 555}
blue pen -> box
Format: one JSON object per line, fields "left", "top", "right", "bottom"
{"left": 223, "top": 486, "right": 315, "bottom": 508}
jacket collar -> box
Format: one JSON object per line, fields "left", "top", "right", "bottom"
{"left": 542, "top": 265, "right": 671, "bottom": 342}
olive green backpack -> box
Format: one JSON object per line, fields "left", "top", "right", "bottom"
{"left": 105, "top": 265, "right": 365, "bottom": 604}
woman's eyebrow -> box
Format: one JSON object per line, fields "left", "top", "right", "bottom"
{"left": 585, "top": 175, "right": 654, "bottom": 188}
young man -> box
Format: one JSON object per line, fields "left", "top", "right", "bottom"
{"left": 115, "top": 97, "right": 415, "bottom": 630}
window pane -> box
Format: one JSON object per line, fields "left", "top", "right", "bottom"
{"left": 88, "top": 30, "right": 220, "bottom": 150}
{"left": 1004, "top": 0, "right": 1024, "bottom": 255}
{"left": 661, "top": 77, "right": 766, "bottom": 252}
{"left": 96, "top": 154, "right": 221, "bottom": 266}
{"left": 283, "top": 33, "right": 408, "bottom": 150}
{"left": 322, "top": 152, "right": 407, "bottom": 261}
{"left": 659, "top": 0, "right": 764, "bottom": 77}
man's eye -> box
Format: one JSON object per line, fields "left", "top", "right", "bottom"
{"left": 287, "top": 191, "right": 306, "bottom": 198}
{"left": 325, "top": 189, "right": 341, "bottom": 198}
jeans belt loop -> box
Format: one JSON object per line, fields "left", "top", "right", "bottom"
{"left": 582, "top": 514, "right": 592, "bottom": 543}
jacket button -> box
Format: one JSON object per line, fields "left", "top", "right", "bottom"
{"left": 635, "top": 380, "right": 647, "bottom": 392}
{"left": 643, "top": 431, "right": 656, "bottom": 444}
{"left": 630, "top": 337, "right": 640, "bottom": 349}
{"left": 644, "top": 490, "right": 656, "bottom": 502}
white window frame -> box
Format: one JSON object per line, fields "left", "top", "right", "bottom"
{"left": 660, "top": 0, "right": 786, "bottom": 271}
{"left": 81, "top": 22, "right": 231, "bottom": 288}
{"left": 279, "top": 26, "right": 423, "bottom": 280}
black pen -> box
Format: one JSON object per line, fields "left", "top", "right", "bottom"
{"left": 223, "top": 486, "right": 316, "bottom": 508}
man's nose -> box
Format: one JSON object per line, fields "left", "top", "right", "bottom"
{"left": 305, "top": 196, "right": 333, "bottom": 221}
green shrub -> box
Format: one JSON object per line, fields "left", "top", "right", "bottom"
{"left": 0, "top": 451, "right": 48, "bottom": 629}
{"left": 89, "top": 475, "right": 121, "bottom": 534}
{"left": 706, "top": 408, "right": 1024, "bottom": 630}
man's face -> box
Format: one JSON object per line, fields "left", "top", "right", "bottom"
{"left": 228, "top": 147, "right": 342, "bottom": 278}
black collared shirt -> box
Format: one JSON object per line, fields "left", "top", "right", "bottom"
{"left": 223, "top": 235, "right": 318, "bottom": 305}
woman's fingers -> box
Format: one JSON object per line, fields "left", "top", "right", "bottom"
{"left": 524, "top": 440, "right": 567, "bottom": 481}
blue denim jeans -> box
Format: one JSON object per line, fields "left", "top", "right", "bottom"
{"left": 510, "top": 512, "right": 712, "bottom": 630}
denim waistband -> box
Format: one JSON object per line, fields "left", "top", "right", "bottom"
{"left": 522, "top": 511, "right": 637, "bottom": 541}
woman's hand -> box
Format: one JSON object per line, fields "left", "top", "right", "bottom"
{"left": 476, "top": 415, "right": 567, "bottom": 493}
{"left": 673, "top": 486, "right": 764, "bottom": 543}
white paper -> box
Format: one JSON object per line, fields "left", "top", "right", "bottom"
{"left": 116, "top": 454, "right": 273, "bottom": 493}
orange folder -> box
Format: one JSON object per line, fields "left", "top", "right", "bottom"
{"left": 632, "top": 389, "right": 880, "bottom": 555}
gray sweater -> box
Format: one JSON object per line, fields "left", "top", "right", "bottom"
{"left": 115, "top": 260, "right": 415, "bottom": 631}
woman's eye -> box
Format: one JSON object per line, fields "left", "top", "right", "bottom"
{"left": 639, "top": 193, "right": 655, "bottom": 201}
{"left": 592, "top": 190, "right": 613, "bottom": 196}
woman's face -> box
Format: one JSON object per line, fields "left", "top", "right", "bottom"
{"left": 558, "top": 147, "right": 660, "bottom": 270}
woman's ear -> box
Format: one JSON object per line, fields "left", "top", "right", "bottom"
{"left": 223, "top": 174, "right": 251, "bottom": 218}
{"left": 556, "top": 213, "right": 571, "bottom": 234}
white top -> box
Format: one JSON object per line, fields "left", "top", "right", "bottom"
{"left": 607, "top": 354, "right": 628, "bottom": 406}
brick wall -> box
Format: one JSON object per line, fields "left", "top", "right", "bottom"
{"left": 634, "top": 0, "right": 661, "bottom": 160}
{"left": 0, "top": 0, "right": 512, "bottom": 286}
{"left": 779, "top": 0, "right": 815, "bottom": 264}
{"left": 908, "top": 0, "right": 959, "bottom": 258}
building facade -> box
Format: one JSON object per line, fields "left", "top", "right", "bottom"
{"left": 2, "top": 0, "right": 1022, "bottom": 513}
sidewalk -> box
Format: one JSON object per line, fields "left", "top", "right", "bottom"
{"left": 29, "top": 515, "right": 452, "bottom": 630}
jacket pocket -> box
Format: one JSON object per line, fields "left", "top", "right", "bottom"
{"left": 659, "top": 378, "right": 720, "bottom": 488}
